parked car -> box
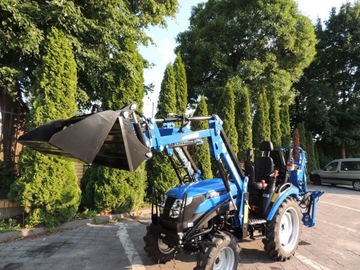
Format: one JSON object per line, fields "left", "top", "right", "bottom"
{"left": 310, "top": 158, "right": 360, "bottom": 191}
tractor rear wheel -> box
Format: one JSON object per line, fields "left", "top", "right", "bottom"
{"left": 195, "top": 231, "right": 240, "bottom": 270}
{"left": 262, "top": 197, "right": 302, "bottom": 261}
{"left": 143, "top": 223, "right": 176, "bottom": 263}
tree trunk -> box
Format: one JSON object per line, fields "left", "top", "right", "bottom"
{"left": 0, "top": 89, "right": 28, "bottom": 175}
{"left": 340, "top": 144, "right": 346, "bottom": 159}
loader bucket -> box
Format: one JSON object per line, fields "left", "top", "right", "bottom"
{"left": 18, "top": 105, "right": 151, "bottom": 171}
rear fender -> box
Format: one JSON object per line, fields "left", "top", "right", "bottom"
{"left": 266, "top": 185, "right": 299, "bottom": 221}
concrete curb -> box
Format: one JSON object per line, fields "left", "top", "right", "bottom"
{"left": 0, "top": 208, "right": 152, "bottom": 243}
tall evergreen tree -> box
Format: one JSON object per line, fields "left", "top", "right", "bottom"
{"left": 305, "top": 131, "right": 319, "bottom": 173}
{"left": 157, "top": 64, "right": 176, "bottom": 117}
{"left": 176, "top": 0, "right": 316, "bottom": 109}
{"left": 0, "top": 0, "right": 178, "bottom": 179}
{"left": 235, "top": 80, "right": 252, "bottom": 160}
{"left": 146, "top": 64, "right": 178, "bottom": 196}
{"left": 190, "top": 95, "right": 213, "bottom": 179}
{"left": 173, "top": 53, "right": 188, "bottom": 114}
{"left": 253, "top": 89, "right": 270, "bottom": 151}
{"left": 280, "top": 103, "right": 291, "bottom": 146}
{"left": 296, "top": 2, "right": 360, "bottom": 158}
{"left": 268, "top": 90, "right": 282, "bottom": 149}
{"left": 218, "top": 78, "right": 238, "bottom": 155}
{"left": 80, "top": 37, "right": 147, "bottom": 214}
{"left": 9, "top": 28, "right": 80, "bottom": 227}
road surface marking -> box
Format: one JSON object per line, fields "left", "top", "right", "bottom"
{"left": 321, "top": 201, "right": 360, "bottom": 212}
{"left": 317, "top": 218, "right": 358, "bottom": 233}
{"left": 295, "top": 253, "right": 331, "bottom": 270}
{"left": 116, "top": 222, "right": 146, "bottom": 270}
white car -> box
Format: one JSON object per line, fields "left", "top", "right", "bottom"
{"left": 310, "top": 158, "right": 360, "bottom": 191}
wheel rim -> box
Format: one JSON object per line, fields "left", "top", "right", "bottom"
{"left": 157, "top": 239, "right": 174, "bottom": 254}
{"left": 213, "top": 246, "right": 235, "bottom": 270}
{"left": 353, "top": 181, "right": 360, "bottom": 191}
{"left": 279, "top": 207, "right": 300, "bottom": 253}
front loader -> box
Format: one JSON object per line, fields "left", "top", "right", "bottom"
{"left": 19, "top": 103, "right": 323, "bottom": 269}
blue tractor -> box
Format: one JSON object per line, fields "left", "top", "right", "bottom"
{"left": 19, "top": 103, "right": 323, "bottom": 270}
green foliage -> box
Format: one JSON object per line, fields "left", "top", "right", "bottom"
{"left": 280, "top": 103, "right": 291, "bottom": 146}
{"left": 0, "top": 0, "right": 178, "bottom": 110}
{"left": 157, "top": 64, "right": 176, "bottom": 117}
{"left": 218, "top": 77, "right": 238, "bottom": 155}
{"left": 8, "top": 27, "right": 80, "bottom": 228}
{"left": 176, "top": 0, "right": 316, "bottom": 147}
{"left": 252, "top": 89, "right": 270, "bottom": 151}
{"left": 9, "top": 151, "right": 81, "bottom": 228}
{"left": 268, "top": 90, "right": 282, "bottom": 149}
{"left": 177, "top": 0, "right": 316, "bottom": 102}
{"left": 305, "top": 131, "right": 319, "bottom": 173}
{"left": 98, "top": 37, "right": 145, "bottom": 110}
{"left": 81, "top": 166, "right": 146, "bottom": 213}
{"left": 235, "top": 78, "right": 252, "bottom": 160}
{"left": 295, "top": 2, "right": 360, "bottom": 157}
{"left": 173, "top": 53, "right": 188, "bottom": 114}
{"left": 0, "top": 216, "right": 20, "bottom": 233}
{"left": 190, "top": 95, "right": 213, "bottom": 179}
{"left": 32, "top": 27, "right": 77, "bottom": 124}
{"left": 146, "top": 64, "right": 178, "bottom": 197}
{"left": 80, "top": 38, "right": 146, "bottom": 215}
{"left": 146, "top": 153, "right": 178, "bottom": 196}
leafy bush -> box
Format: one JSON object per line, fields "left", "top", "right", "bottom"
{"left": 9, "top": 150, "right": 81, "bottom": 228}
{"left": 0, "top": 216, "right": 20, "bottom": 233}
{"left": 81, "top": 165, "right": 146, "bottom": 214}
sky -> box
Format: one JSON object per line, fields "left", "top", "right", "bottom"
{"left": 140, "top": 0, "right": 357, "bottom": 117}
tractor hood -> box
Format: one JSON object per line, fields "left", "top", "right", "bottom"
{"left": 18, "top": 104, "right": 152, "bottom": 171}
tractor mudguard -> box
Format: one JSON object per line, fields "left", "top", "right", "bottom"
{"left": 265, "top": 184, "right": 299, "bottom": 221}
{"left": 18, "top": 104, "right": 152, "bottom": 171}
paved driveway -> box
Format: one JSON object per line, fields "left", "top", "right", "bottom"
{"left": 0, "top": 184, "right": 359, "bottom": 270}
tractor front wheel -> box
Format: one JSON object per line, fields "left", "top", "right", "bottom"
{"left": 195, "top": 231, "right": 240, "bottom": 270}
{"left": 263, "top": 197, "right": 302, "bottom": 261}
{"left": 143, "top": 223, "right": 176, "bottom": 263}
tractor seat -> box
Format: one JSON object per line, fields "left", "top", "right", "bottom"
{"left": 249, "top": 141, "right": 274, "bottom": 190}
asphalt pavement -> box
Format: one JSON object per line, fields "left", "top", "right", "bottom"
{"left": 0, "top": 184, "right": 359, "bottom": 270}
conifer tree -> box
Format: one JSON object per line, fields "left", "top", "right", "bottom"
{"left": 9, "top": 28, "right": 80, "bottom": 227}
{"left": 173, "top": 53, "right": 188, "bottom": 114}
{"left": 235, "top": 78, "right": 252, "bottom": 160}
{"left": 268, "top": 90, "right": 282, "bottom": 149}
{"left": 280, "top": 103, "right": 291, "bottom": 146}
{"left": 157, "top": 64, "right": 176, "bottom": 117}
{"left": 253, "top": 89, "right": 270, "bottom": 152}
{"left": 190, "top": 95, "right": 213, "bottom": 179}
{"left": 218, "top": 78, "right": 238, "bottom": 155}
{"left": 305, "top": 131, "right": 319, "bottom": 173}
{"left": 81, "top": 38, "right": 147, "bottom": 213}
{"left": 146, "top": 64, "right": 178, "bottom": 197}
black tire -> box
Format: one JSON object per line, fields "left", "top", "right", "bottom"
{"left": 262, "top": 197, "right": 302, "bottom": 261}
{"left": 312, "top": 175, "right": 322, "bottom": 185}
{"left": 143, "top": 223, "right": 176, "bottom": 263}
{"left": 195, "top": 231, "right": 240, "bottom": 270}
{"left": 353, "top": 180, "right": 360, "bottom": 191}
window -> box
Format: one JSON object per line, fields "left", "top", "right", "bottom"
{"left": 325, "top": 162, "right": 338, "bottom": 171}
{"left": 340, "top": 161, "right": 360, "bottom": 171}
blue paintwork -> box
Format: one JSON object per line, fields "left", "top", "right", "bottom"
{"left": 266, "top": 185, "right": 299, "bottom": 221}
{"left": 143, "top": 110, "right": 323, "bottom": 231}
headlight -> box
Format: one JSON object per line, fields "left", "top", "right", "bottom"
{"left": 168, "top": 197, "right": 193, "bottom": 219}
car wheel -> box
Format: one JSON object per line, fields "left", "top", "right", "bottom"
{"left": 353, "top": 180, "right": 360, "bottom": 191}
